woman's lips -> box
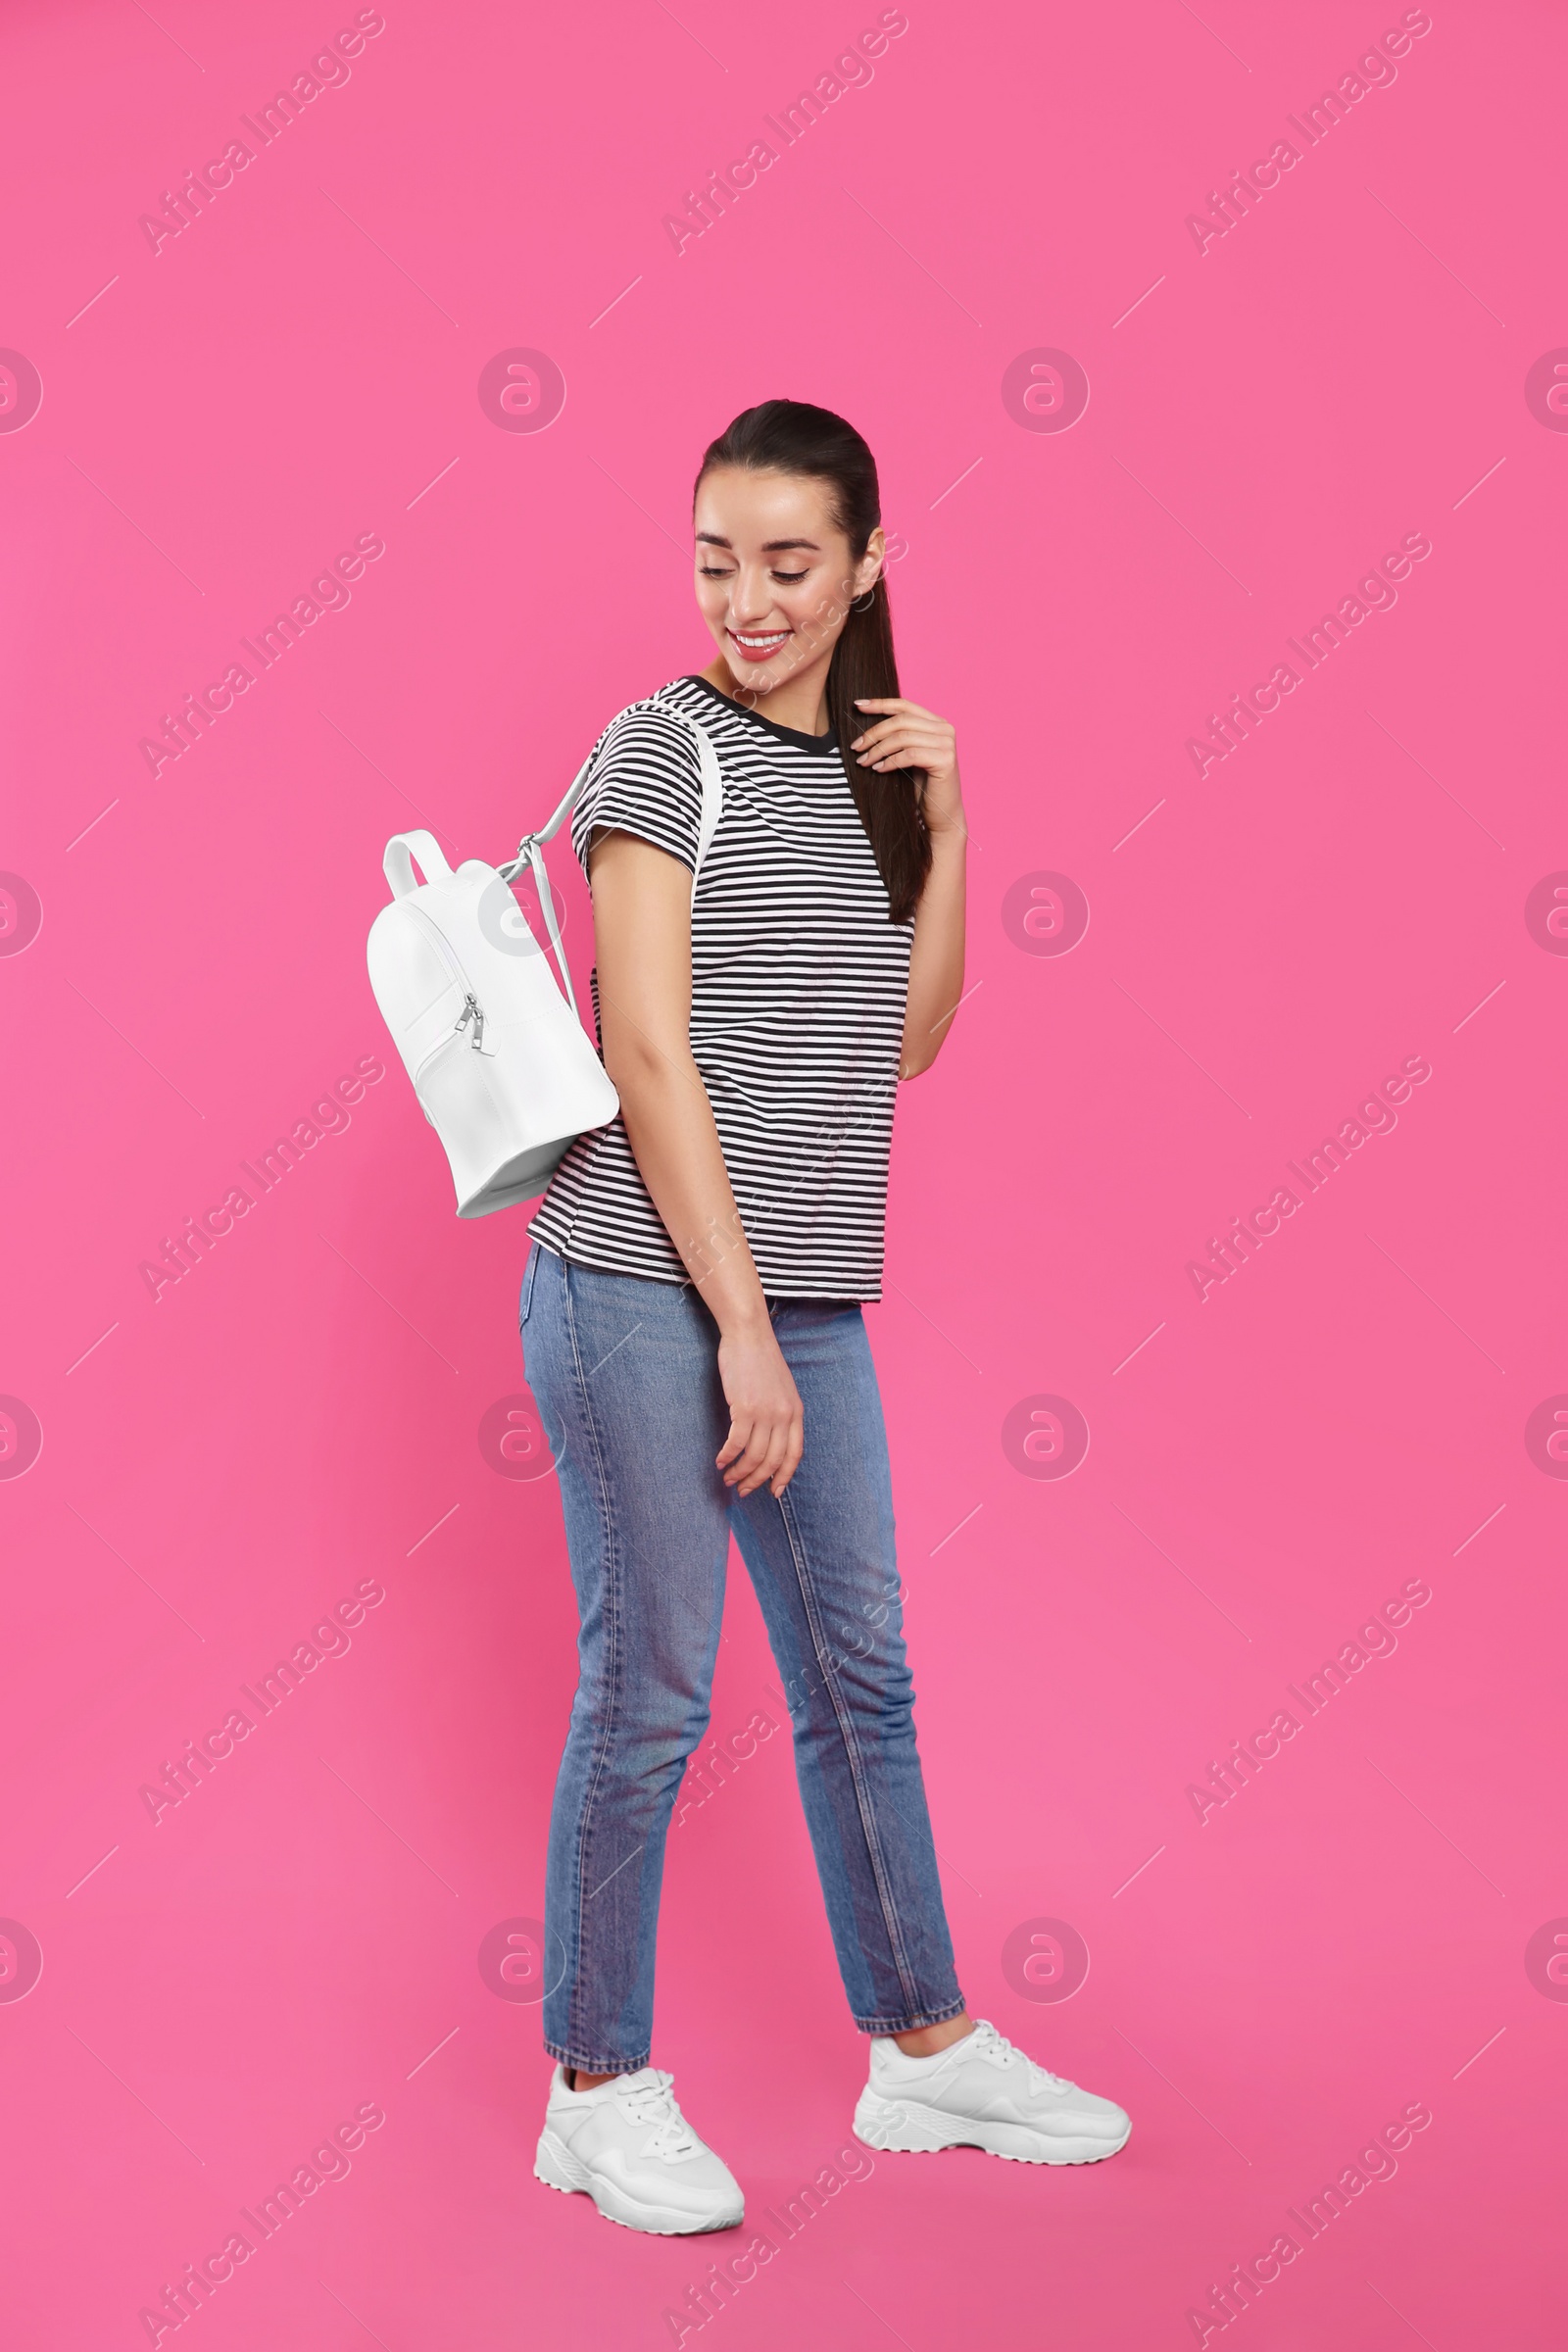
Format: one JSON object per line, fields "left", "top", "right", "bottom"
{"left": 727, "top": 627, "right": 790, "bottom": 664}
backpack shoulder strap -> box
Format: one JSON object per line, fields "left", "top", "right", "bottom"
{"left": 648, "top": 693, "right": 723, "bottom": 887}
{"left": 497, "top": 752, "right": 594, "bottom": 879}
{"left": 498, "top": 691, "right": 723, "bottom": 897}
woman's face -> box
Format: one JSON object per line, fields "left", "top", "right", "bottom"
{"left": 693, "top": 466, "right": 883, "bottom": 702}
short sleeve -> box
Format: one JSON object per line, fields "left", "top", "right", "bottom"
{"left": 569, "top": 704, "right": 703, "bottom": 878}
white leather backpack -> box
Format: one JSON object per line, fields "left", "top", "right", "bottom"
{"left": 367, "top": 695, "right": 722, "bottom": 1217}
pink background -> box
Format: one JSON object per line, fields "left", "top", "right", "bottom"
{"left": 2, "top": 1, "right": 1564, "bottom": 2344}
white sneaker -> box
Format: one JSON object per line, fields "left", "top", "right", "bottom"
{"left": 854, "top": 2019, "right": 1131, "bottom": 2165}
{"left": 534, "top": 2065, "right": 745, "bottom": 2234}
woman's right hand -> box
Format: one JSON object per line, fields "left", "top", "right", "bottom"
{"left": 715, "top": 1318, "right": 805, "bottom": 1498}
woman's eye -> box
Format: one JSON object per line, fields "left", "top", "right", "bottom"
{"left": 699, "top": 565, "right": 735, "bottom": 578}
{"left": 772, "top": 569, "right": 808, "bottom": 584}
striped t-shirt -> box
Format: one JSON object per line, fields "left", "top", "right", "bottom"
{"left": 528, "top": 673, "right": 914, "bottom": 1300}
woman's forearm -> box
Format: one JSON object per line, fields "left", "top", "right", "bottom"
{"left": 901, "top": 827, "right": 967, "bottom": 1077}
{"left": 611, "top": 1047, "right": 770, "bottom": 1333}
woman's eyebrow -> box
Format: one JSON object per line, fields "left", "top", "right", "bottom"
{"left": 693, "top": 532, "right": 822, "bottom": 552}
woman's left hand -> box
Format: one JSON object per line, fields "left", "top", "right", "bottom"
{"left": 851, "top": 698, "right": 965, "bottom": 838}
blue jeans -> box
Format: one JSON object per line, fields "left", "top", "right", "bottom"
{"left": 519, "top": 1242, "right": 964, "bottom": 2074}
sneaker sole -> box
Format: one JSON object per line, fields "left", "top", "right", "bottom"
{"left": 534, "top": 2127, "right": 745, "bottom": 2235}
{"left": 853, "top": 2087, "right": 1130, "bottom": 2166}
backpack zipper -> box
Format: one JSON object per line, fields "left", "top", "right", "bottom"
{"left": 402, "top": 899, "right": 497, "bottom": 1055}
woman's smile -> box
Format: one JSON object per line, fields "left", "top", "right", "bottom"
{"left": 726, "top": 625, "right": 791, "bottom": 662}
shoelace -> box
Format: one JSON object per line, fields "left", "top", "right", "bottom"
{"left": 966, "top": 2019, "right": 1072, "bottom": 2093}
{"left": 613, "top": 2069, "right": 700, "bottom": 2158}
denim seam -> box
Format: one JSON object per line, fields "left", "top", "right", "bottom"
{"left": 772, "top": 1483, "right": 924, "bottom": 2021}
{"left": 559, "top": 1255, "right": 628, "bottom": 2065}
{"left": 854, "top": 1997, "right": 968, "bottom": 2035}
{"left": 544, "top": 2037, "right": 652, "bottom": 2077}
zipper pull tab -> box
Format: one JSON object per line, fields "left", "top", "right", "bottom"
{"left": 454, "top": 992, "right": 489, "bottom": 1053}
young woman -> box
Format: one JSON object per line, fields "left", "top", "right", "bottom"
{"left": 522, "top": 400, "right": 1129, "bottom": 2234}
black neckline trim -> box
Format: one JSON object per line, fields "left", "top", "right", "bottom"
{"left": 680, "top": 673, "right": 841, "bottom": 756}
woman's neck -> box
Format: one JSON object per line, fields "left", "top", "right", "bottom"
{"left": 698, "top": 655, "right": 832, "bottom": 739}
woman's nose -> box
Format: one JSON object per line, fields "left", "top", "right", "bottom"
{"left": 729, "top": 566, "right": 778, "bottom": 625}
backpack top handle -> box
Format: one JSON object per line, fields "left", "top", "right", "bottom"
{"left": 384, "top": 830, "right": 457, "bottom": 898}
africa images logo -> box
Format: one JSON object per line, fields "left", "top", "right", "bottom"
{"left": 0, "top": 350, "right": 44, "bottom": 433}
{"left": 1003, "top": 1395, "right": 1090, "bottom": 1479}
{"left": 662, "top": 11, "right": 909, "bottom": 255}
{"left": 1186, "top": 1055, "right": 1432, "bottom": 1301}
{"left": 137, "top": 12, "right": 388, "bottom": 257}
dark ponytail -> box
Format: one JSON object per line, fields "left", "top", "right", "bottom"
{"left": 694, "top": 399, "right": 932, "bottom": 924}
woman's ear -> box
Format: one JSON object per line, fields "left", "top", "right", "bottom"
{"left": 858, "top": 526, "right": 887, "bottom": 595}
